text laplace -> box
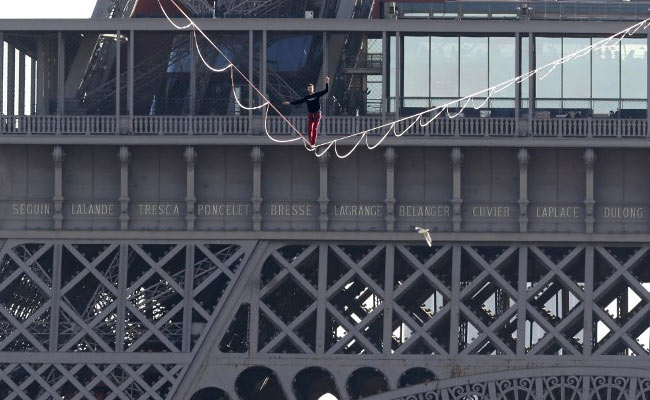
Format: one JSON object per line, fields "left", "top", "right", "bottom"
{"left": 535, "top": 206, "right": 580, "bottom": 219}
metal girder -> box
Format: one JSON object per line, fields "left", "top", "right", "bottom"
{"left": 0, "top": 239, "right": 649, "bottom": 399}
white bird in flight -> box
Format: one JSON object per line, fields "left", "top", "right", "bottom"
{"left": 415, "top": 226, "right": 432, "bottom": 247}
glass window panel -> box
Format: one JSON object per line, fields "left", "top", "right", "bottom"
{"left": 562, "top": 37, "right": 591, "bottom": 99}
{"left": 535, "top": 37, "right": 562, "bottom": 100}
{"left": 2, "top": 42, "right": 7, "bottom": 115}
{"left": 367, "top": 38, "right": 382, "bottom": 55}
{"left": 390, "top": 35, "right": 396, "bottom": 109}
{"left": 592, "top": 39, "right": 619, "bottom": 100}
{"left": 430, "top": 36, "right": 459, "bottom": 98}
{"left": 14, "top": 48, "right": 19, "bottom": 116}
{"left": 460, "top": 37, "right": 488, "bottom": 97}
{"left": 488, "top": 37, "right": 515, "bottom": 98}
{"left": 621, "top": 38, "right": 646, "bottom": 100}
{"left": 521, "top": 36, "right": 529, "bottom": 101}
{"left": 403, "top": 36, "right": 430, "bottom": 98}
{"left": 25, "top": 55, "right": 31, "bottom": 116}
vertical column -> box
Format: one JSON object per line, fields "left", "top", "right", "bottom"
{"left": 185, "top": 146, "right": 197, "bottom": 230}
{"left": 261, "top": 31, "right": 267, "bottom": 97}
{"left": 248, "top": 31, "right": 254, "bottom": 132}
{"left": 528, "top": 33, "right": 535, "bottom": 134}
{"left": 52, "top": 146, "right": 65, "bottom": 230}
{"left": 451, "top": 147, "right": 463, "bottom": 232}
{"left": 647, "top": 33, "right": 650, "bottom": 135}
{"left": 318, "top": 152, "right": 330, "bottom": 231}
{"left": 584, "top": 148, "right": 596, "bottom": 234}
{"left": 322, "top": 31, "right": 328, "bottom": 89}
{"left": 315, "top": 244, "right": 328, "bottom": 353}
{"left": 583, "top": 245, "right": 594, "bottom": 356}
{"left": 515, "top": 33, "right": 521, "bottom": 136}
{"left": 31, "top": 57, "right": 37, "bottom": 114}
{"left": 383, "top": 245, "right": 395, "bottom": 355}
{"left": 395, "top": 31, "right": 401, "bottom": 118}
{"left": 116, "top": 30, "right": 121, "bottom": 120}
{"left": 517, "top": 148, "right": 530, "bottom": 233}
{"left": 37, "top": 39, "right": 46, "bottom": 114}
{"left": 516, "top": 246, "right": 528, "bottom": 355}
{"left": 7, "top": 43, "right": 15, "bottom": 115}
{"left": 189, "top": 31, "right": 196, "bottom": 117}
{"left": 384, "top": 147, "right": 396, "bottom": 231}
{"left": 18, "top": 51, "right": 25, "bottom": 115}
{"left": 128, "top": 30, "right": 134, "bottom": 125}
{"left": 57, "top": 32, "right": 64, "bottom": 116}
{"left": 116, "top": 244, "right": 128, "bottom": 351}
{"left": 449, "top": 245, "right": 461, "bottom": 355}
{"left": 49, "top": 243, "right": 62, "bottom": 351}
{"left": 0, "top": 32, "right": 3, "bottom": 115}
{"left": 382, "top": 31, "right": 387, "bottom": 122}
{"left": 182, "top": 244, "right": 195, "bottom": 352}
{"left": 251, "top": 146, "right": 263, "bottom": 230}
{"left": 118, "top": 146, "right": 131, "bottom": 230}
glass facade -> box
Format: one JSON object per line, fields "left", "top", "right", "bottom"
{"left": 398, "top": 34, "right": 647, "bottom": 117}
{"left": 402, "top": 35, "right": 516, "bottom": 110}
{"left": 536, "top": 36, "right": 647, "bottom": 115}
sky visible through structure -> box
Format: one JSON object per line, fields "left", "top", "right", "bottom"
{"left": 0, "top": 0, "right": 97, "bottom": 18}
{"left": 1, "top": 1, "right": 96, "bottom": 114}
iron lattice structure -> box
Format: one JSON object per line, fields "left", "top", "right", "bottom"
{"left": 0, "top": 240, "right": 649, "bottom": 399}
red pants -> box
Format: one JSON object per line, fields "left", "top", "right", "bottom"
{"left": 307, "top": 112, "right": 321, "bottom": 145}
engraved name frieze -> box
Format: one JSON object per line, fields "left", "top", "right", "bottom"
{"left": 534, "top": 205, "right": 581, "bottom": 219}
{"left": 268, "top": 203, "right": 313, "bottom": 217}
{"left": 332, "top": 203, "right": 384, "bottom": 218}
{"left": 136, "top": 203, "right": 181, "bottom": 216}
{"left": 398, "top": 204, "right": 451, "bottom": 218}
{"left": 69, "top": 202, "right": 116, "bottom": 216}
{"left": 11, "top": 202, "right": 51, "bottom": 215}
{"left": 470, "top": 205, "right": 512, "bottom": 218}
{"left": 197, "top": 203, "right": 250, "bottom": 217}
{"left": 600, "top": 206, "right": 645, "bottom": 220}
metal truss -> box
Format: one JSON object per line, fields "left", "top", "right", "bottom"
{"left": 0, "top": 363, "right": 182, "bottom": 400}
{"left": 1, "top": 240, "right": 650, "bottom": 399}
{"left": 0, "top": 239, "right": 255, "bottom": 399}
{"left": 178, "top": 243, "right": 650, "bottom": 400}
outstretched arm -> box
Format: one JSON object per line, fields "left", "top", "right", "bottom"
{"left": 315, "top": 77, "right": 330, "bottom": 97}
{"left": 283, "top": 96, "right": 307, "bottom": 105}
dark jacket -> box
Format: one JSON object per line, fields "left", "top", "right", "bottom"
{"left": 290, "top": 83, "right": 329, "bottom": 113}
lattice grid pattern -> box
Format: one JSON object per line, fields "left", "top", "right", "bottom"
{"left": 199, "top": 243, "right": 650, "bottom": 399}
{"left": 2, "top": 241, "right": 650, "bottom": 399}
{"left": 0, "top": 240, "right": 252, "bottom": 400}
{"left": 222, "top": 244, "right": 650, "bottom": 357}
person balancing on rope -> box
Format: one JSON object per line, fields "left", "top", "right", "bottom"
{"left": 283, "top": 77, "right": 330, "bottom": 147}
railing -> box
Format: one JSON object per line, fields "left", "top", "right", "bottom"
{"left": 0, "top": 115, "right": 117, "bottom": 135}
{"left": 394, "top": 1, "right": 650, "bottom": 21}
{"left": 531, "top": 118, "right": 648, "bottom": 138}
{"left": 0, "top": 115, "right": 647, "bottom": 139}
{"left": 132, "top": 116, "right": 250, "bottom": 135}
{"left": 265, "top": 116, "right": 385, "bottom": 137}
{"left": 402, "top": 117, "right": 518, "bottom": 137}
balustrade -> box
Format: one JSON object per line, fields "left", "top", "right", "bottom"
{"left": 0, "top": 115, "right": 647, "bottom": 139}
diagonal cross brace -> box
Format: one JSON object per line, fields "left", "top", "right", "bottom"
{"left": 394, "top": 245, "right": 452, "bottom": 299}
